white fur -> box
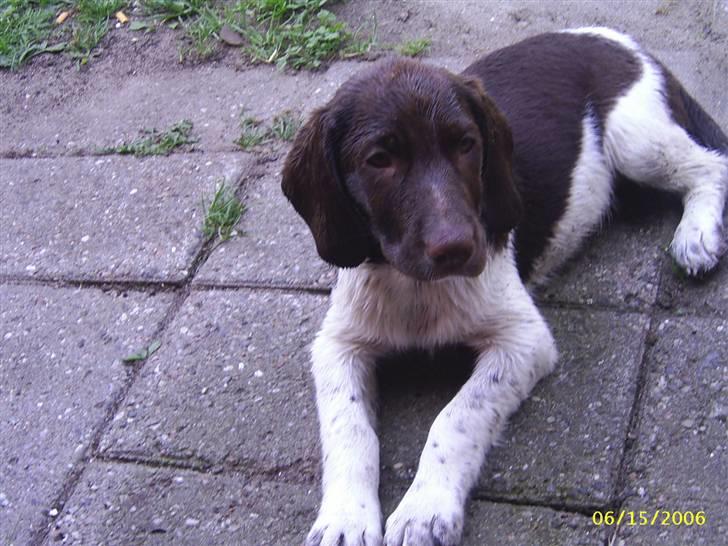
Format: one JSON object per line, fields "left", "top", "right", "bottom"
{"left": 306, "top": 27, "right": 728, "bottom": 546}
{"left": 529, "top": 110, "right": 614, "bottom": 286}
{"left": 569, "top": 26, "right": 728, "bottom": 274}
{"left": 307, "top": 250, "right": 558, "bottom": 546}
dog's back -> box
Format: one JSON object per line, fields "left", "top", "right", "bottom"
{"left": 464, "top": 28, "right": 728, "bottom": 283}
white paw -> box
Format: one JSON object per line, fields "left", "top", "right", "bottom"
{"left": 669, "top": 219, "right": 726, "bottom": 276}
{"left": 384, "top": 486, "right": 464, "bottom": 546}
{"left": 306, "top": 501, "right": 382, "bottom": 546}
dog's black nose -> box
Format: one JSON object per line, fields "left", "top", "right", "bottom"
{"left": 426, "top": 232, "right": 474, "bottom": 271}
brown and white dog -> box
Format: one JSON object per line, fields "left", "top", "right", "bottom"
{"left": 281, "top": 28, "right": 727, "bottom": 546}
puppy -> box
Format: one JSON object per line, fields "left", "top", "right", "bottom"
{"left": 281, "top": 27, "right": 727, "bottom": 546}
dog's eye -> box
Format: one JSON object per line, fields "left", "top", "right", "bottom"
{"left": 366, "top": 151, "right": 393, "bottom": 169}
{"left": 459, "top": 136, "right": 476, "bottom": 154}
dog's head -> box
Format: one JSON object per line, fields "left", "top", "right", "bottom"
{"left": 282, "top": 59, "right": 521, "bottom": 281}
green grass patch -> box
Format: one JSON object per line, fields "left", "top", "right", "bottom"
{"left": 100, "top": 119, "right": 198, "bottom": 156}
{"left": 221, "top": 0, "right": 373, "bottom": 69}
{"left": 235, "top": 115, "right": 270, "bottom": 149}
{"left": 2, "top": 0, "right": 374, "bottom": 70}
{"left": 397, "top": 37, "right": 430, "bottom": 58}
{"left": 0, "top": 0, "right": 66, "bottom": 69}
{"left": 201, "top": 181, "right": 245, "bottom": 241}
{"left": 67, "top": 1, "right": 127, "bottom": 66}
{"left": 1, "top": 0, "right": 129, "bottom": 69}
{"left": 234, "top": 110, "right": 303, "bottom": 149}
{"left": 270, "top": 110, "right": 302, "bottom": 141}
{"left": 140, "top": 0, "right": 212, "bottom": 23}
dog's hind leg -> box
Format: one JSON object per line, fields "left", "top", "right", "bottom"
{"left": 604, "top": 54, "right": 728, "bottom": 275}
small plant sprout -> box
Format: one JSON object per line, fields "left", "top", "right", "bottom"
{"left": 201, "top": 181, "right": 245, "bottom": 241}
{"left": 235, "top": 115, "right": 270, "bottom": 149}
{"left": 100, "top": 120, "right": 198, "bottom": 156}
{"left": 397, "top": 37, "right": 431, "bottom": 58}
{"left": 271, "top": 110, "right": 303, "bottom": 141}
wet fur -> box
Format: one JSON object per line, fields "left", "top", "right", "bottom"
{"left": 281, "top": 27, "right": 728, "bottom": 546}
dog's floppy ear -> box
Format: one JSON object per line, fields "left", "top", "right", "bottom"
{"left": 460, "top": 77, "right": 522, "bottom": 244}
{"left": 281, "top": 107, "right": 371, "bottom": 267}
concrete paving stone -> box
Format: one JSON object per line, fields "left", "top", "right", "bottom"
{"left": 0, "top": 284, "right": 173, "bottom": 546}
{"left": 46, "top": 461, "right": 317, "bottom": 546}
{"left": 380, "top": 484, "right": 606, "bottom": 546}
{"left": 0, "top": 154, "right": 249, "bottom": 282}
{"left": 656, "top": 200, "right": 728, "bottom": 317}
{"left": 536, "top": 203, "right": 674, "bottom": 309}
{"left": 658, "top": 258, "right": 728, "bottom": 318}
{"left": 194, "top": 157, "right": 335, "bottom": 289}
{"left": 0, "top": 61, "right": 365, "bottom": 157}
{"left": 100, "top": 288, "right": 326, "bottom": 476}
{"left": 616, "top": 316, "right": 727, "bottom": 545}
{"left": 377, "top": 309, "right": 648, "bottom": 507}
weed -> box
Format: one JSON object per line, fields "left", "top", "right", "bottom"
{"left": 235, "top": 115, "right": 270, "bottom": 149}
{"left": 123, "top": 339, "right": 162, "bottom": 363}
{"left": 201, "top": 181, "right": 245, "bottom": 241}
{"left": 270, "top": 110, "right": 302, "bottom": 141}
{"left": 180, "top": 5, "right": 222, "bottom": 59}
{"left": 140, "top": 0, "right": 211, "bottom": 23}
{"left": 100, "top": 119, "right": 198, "bottom": 156}
{"left": 225, "top": 0, "right": 373, "bottom": 70}
{"left": 397, "top": 37, "right": 430, "bottom": 58}
{"left": 67, "top": 0, "right": 127, "bottom": 65}
{"left": 0, "top": 0, "right": 66, "bottom": 69}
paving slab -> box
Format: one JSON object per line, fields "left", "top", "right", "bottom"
{"left": 378, "top": 309, "right": 648, "bottom": 508}
{"left": 616, "top": 316, "right": 727, "bottom": 545}
{"left": 379, "top": 485, "right": 607, "bottom": 546}
{"left": 0, "top": 154, "right": 250, "bottom": 282}
{"left": 0, "top": 61, "right": 365, "bottom": 157}
{"left": 536, "top": 204, "right": 673, "bottom": 309}
{"left": 51, "top": 461, "right": 605, "bottom": 546}
{"left": 0, "top": 284, "right": 173, "bottom": 546}
{"left": 46, "top": 462, "right": 317, "bottom": 546}
{"left": 100, "top": 288, "right": 326, "bottom": 476}
{"left": 194, "top": 157, "right": 335, "bottom": 289}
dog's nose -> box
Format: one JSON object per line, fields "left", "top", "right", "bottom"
{"left": 425, "top": 230, "right": 474, "bottom": 270}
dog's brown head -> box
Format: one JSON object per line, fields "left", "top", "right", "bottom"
{"left": 282, "top": 59, "right": 521, "bottom": 281}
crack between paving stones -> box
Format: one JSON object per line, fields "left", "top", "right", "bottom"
{"left": 601, "top": 263, "right": 668, "bottom": 546}
{"left": 469, "top": 491, "right": 604, "bottom": 518}
{"left": 96, "top": 453, "right": 319, "bottom": 485}
{"left": 28, "top": 168, "right": 252, "bottom": 546}
{"left": 0, "top": 148, "right": 250, "bottom": 160}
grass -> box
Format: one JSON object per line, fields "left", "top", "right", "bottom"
{"left": 0, "top": 0, "right": 65, "bottom": 69}
{"left": 232, "top": 0, "right": 365, "bottom": 69}
{"left": 235, "top": 115, "right": 270, "bottom": 149}
{"left": 397, "top": 37, "right": 430, "bottom": 57}
{"left": 100, "top": 119, "right": 198, "bottom": 156}
{"left": 67, "top": 0, "right": 126, "bottom": 65}
{"left": 270, "top": 110, "right": 302, "bottom": 141}
{"left": 201, "top": 181, "right": 245, "bottom": 241}
{"left": 2, "top": 0, "right": 375, "bottom": 69}
{"left": 0, "top": 0, "right": 128, "bottom": 69}
{"left": 234, "top": 110, "right": 302, "bottom": 149}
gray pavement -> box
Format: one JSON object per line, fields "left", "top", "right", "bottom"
{"left": 1, "top": 1, "right": 727, "bottom": 545}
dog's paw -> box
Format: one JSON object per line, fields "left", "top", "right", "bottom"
{"left": 669, "top": 218, "right": 726, "bottom": 276}
{"left": 305, "top": 504, "right": 382, "bottom": 546}
{"left": 384, "top": 486, "right": 464, "bottom": 546}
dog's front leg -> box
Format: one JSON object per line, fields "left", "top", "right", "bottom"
{"left": 306, "top": 331, "right": 383, "bottom": 546}
{"left": 384, "top": 321, "right": 557, "bottom": 546}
